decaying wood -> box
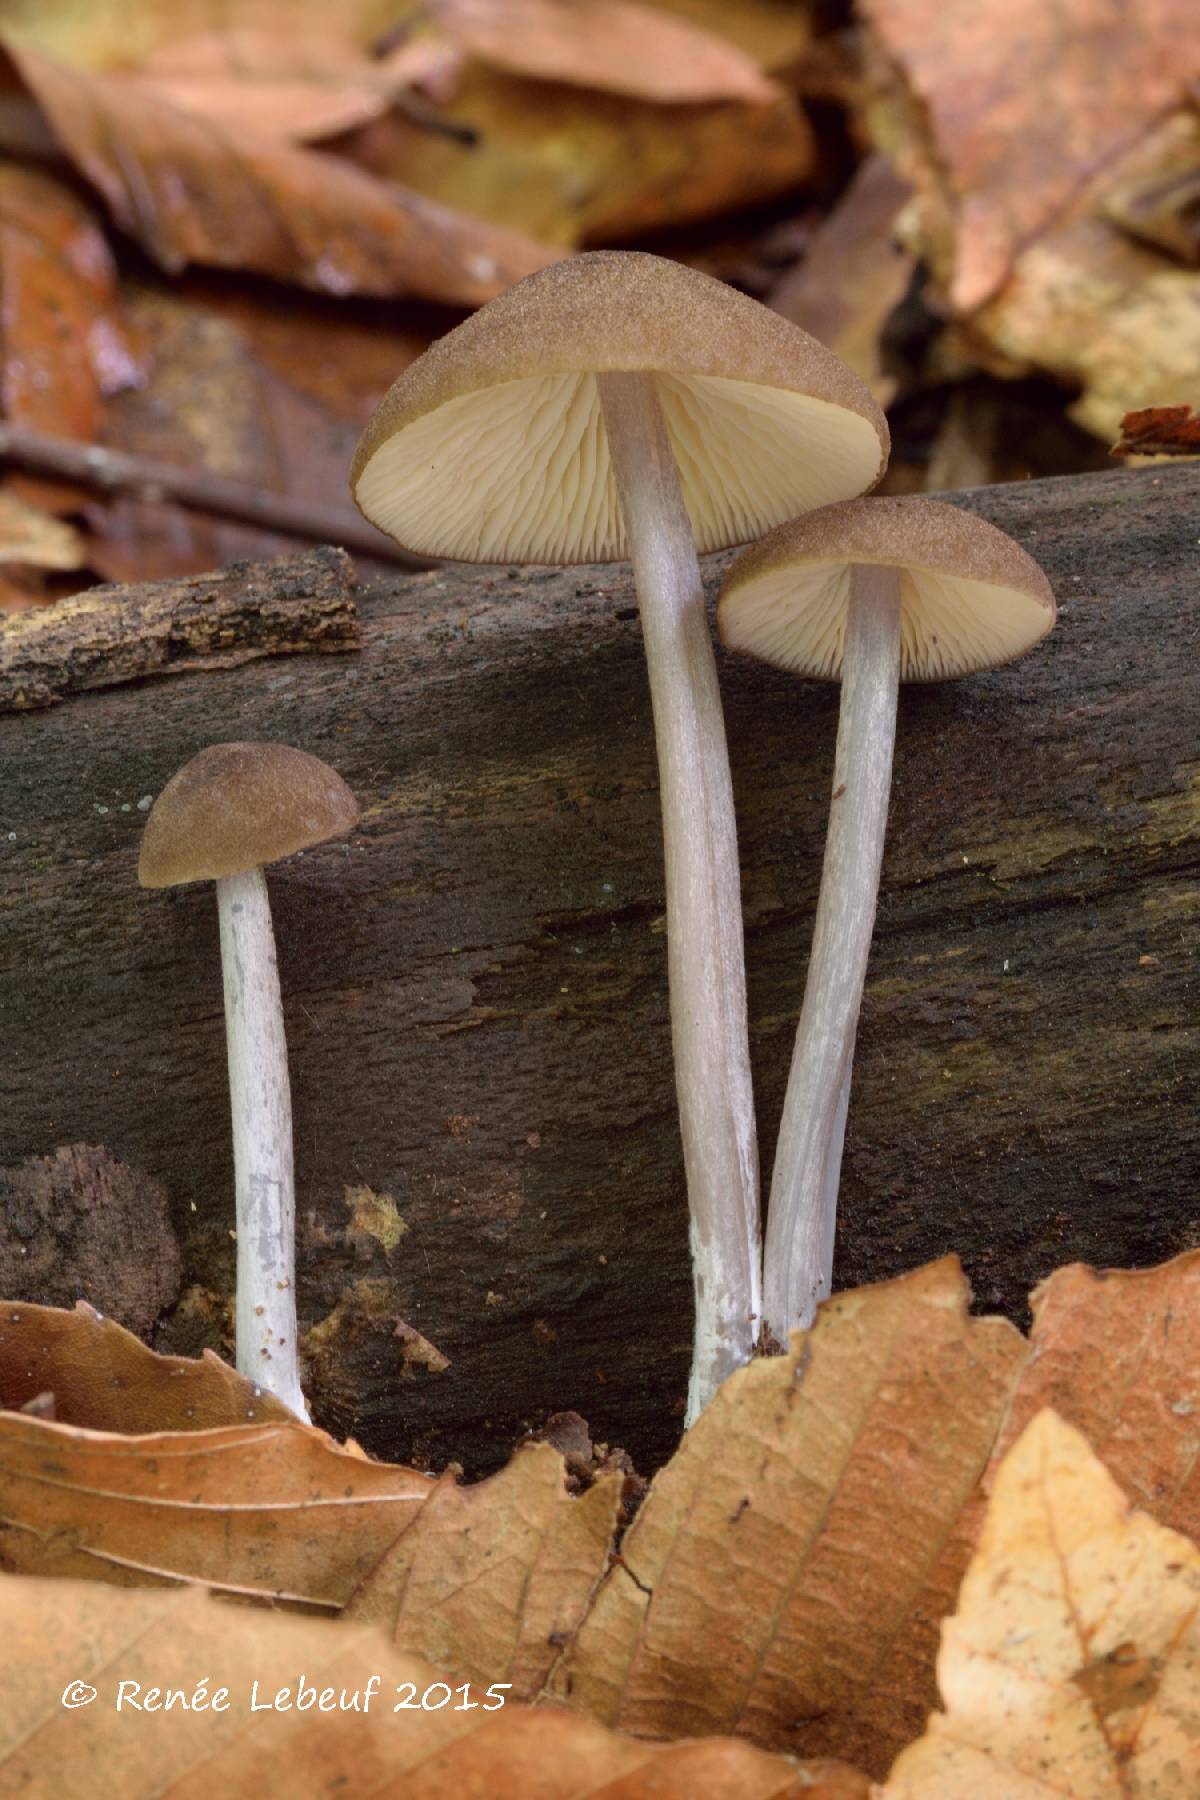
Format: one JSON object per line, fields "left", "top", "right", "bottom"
{"left": 0, "top": 546, "right": 359, "bottom": 711}
{"left": 0, "top": 465, "right": 1196, "bottom": 1476}
{"left": 0, "top": 1145, "right": 181, "bottom": 1335}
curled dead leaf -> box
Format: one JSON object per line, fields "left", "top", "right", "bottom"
{"left": 0, "top": 163, "right": 144, "bottom": 520}
{"left": 1103, "top": 110, "right": 1200, "bottom": 267}
{"left": 960, "top": 196, "right": 1200, "bottom": 441}
{"left": 0, "top": 1403, "right": 430, "bottom": 1603}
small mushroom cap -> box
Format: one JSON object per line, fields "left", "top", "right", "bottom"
{"left": 138, "top": 742, "right": 359, "bottom": 888}
{"left": 351, "top": 250, "right": 888, "bottom": 565}
{"left": 717, "top": 497, "right": 1056, "bottom": 682}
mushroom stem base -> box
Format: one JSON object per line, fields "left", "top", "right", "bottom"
{"left": 763, "top": 562, "right": 901, "bottom": 1339}
{"left": 217, "top": 866, "right": 309, "bottom": 1421}
{"left": 597, "top": 370, "right": 761, "bottom": 1425}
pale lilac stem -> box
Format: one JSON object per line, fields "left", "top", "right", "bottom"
{"left": 597, "top": 371, "right": 761, "bottom": 1422}
{"left": 763, "top": 563, "right": 901, "bottom": 1338}
{"left": 217, "top": 867, "right": 309, "bottom": 1420}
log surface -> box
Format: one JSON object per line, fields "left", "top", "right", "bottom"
{"left": 0, "top": 546, "right": 358, "bottom": 712}
{"left": 0, "top": 464, "right": 1196, "bottom": 1474}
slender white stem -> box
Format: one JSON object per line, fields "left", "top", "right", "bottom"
{"left": 763, "top": 563, "right": 901, "bottom": 1339}
{"left": 216, "top": 867, "right": 309, "bottom": 1420}
{"left": 597, "top": 371, "right": 760, "bottom": 1423}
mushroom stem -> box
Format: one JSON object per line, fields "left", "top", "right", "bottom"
{"left": 763, "top": 562, "right": 901, "bottom": 1339}
{"left": 597, "top": 370, "right": 760, "bottom": 1423}
{"left": 216, "top": 867, "right": 309, "bottom": 1420}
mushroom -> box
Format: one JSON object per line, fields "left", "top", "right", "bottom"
{"left": 139, "top": 742, "right": 359, "bottom": 1418}
{"left": 717, "top": 497, "right": 1055, "bottom": 1339}
{"left": 351, "top": 250, "right": 887, "bottom": 1420}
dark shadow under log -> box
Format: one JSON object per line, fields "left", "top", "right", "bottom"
{"left": 0, "top": 464, "right": 1196, "bottom": 1475}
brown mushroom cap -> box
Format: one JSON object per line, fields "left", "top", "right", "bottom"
{"left": 138, "top": 742, "right": 360, "bottom": 888}
{"left": 717, "top": 496, "right": 1056, "bottom": 682}
{"left": 351, "top": 251, "right": 889, "bottom": 565}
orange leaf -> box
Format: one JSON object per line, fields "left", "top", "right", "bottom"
{"left": 3, "top": 37, "right": 559, "bottom": 306}
{"left": 8, "top": 1253, "right": 1200, "bottom": 1780}
{"left": 340, "top": 61, "right": 813, "bottom": 247}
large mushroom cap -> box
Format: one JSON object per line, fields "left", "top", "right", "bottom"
{"left": 718, "top": 496, "right": 1056, "bottom": 682}
{"left": 351, "top": 250, "right": 889, "bottom": 565}
{"left": 138, "top": 742, "right": 359, "bottom": 888}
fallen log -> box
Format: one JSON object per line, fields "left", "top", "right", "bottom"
{"left": 0, "top": 463, "right": 1196, "bottom": 1475}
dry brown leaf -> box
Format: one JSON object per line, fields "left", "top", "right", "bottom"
{"left": 3, "top": 37, "right": 559, "bottom": 306}
{"left": 768, "top": 153, "right": 914, "bottom": 407}
{"left": 876, "top": 99, "right": 1200, "bottom": 443}
{"left": 880, "top": 1409, "right": 1200, "bottom": 1796}
{"left": 0, "top": 1356, "right": 617, "bottom": 1668}
{"left": 342, "top": 60, "right": 813, "bottom": 247}
{"left": 8, "top": 1252, "right": 1200, "bottom": 1782}
{"left": 0, "top": 1404, "right": 431, "bottom": 1602}
{"left": 550, "top": 1258, "right": 1026, "bottom": 1773}
{"left": 0, "top": 1576, "right": 845, "bottom": 1798}
{"left": 348, "top": 1441, "right": 620, "bottom": 1699}
{"left": 133, "top": 28, "right": 459, "bottom": 143}
{"left": 860, "top": 0, "right": 1200, "bottom": 313}
{"left": 0, "top": 1300, "right": 294, "bottom": 1431}
{"left": 435, "top": 0, "right": 779, "bottom": 105}
{"left": 983, "top": 1254, "right": 1200, "bottom": 1545}
{"left": 865, "top": 1249, "right": 1200, "bottom": 1778}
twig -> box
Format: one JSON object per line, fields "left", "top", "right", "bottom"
{"left": 0, "top": 423, "right": 434, "bottom": 569}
